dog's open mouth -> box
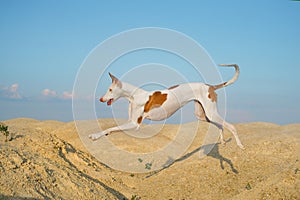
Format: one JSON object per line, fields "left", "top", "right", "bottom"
{"left": 107, "top": 98, "right": 113, "bottom": 106}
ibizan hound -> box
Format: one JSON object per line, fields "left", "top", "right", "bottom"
{"left": 89, "top": 64, "right": 244, "bottom": 149}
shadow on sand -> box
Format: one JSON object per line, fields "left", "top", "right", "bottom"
{"left": 146, "top": 139, "right": 238, "bottom": 178}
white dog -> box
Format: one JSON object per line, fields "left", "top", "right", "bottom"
{"left": 89, "top": 64, "right": 244, "bottom": 149}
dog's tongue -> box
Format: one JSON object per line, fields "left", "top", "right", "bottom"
{"left": 107, "top": 99, "right": 113, "bottom": 106}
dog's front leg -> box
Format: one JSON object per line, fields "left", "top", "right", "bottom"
{"left": 103, "top": 121, "right": 140, "bottom": 135}
{"left": 89, "top": 121, "right": 139, "bottom": 140}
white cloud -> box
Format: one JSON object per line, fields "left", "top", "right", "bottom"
{"left": 0, "top": 83, "right": 22, "bottom": 99}
{"left": 62, "top": 91, "right": 73, "bottom": 100}
{"left": 0, "top": 85, "right": 76, "bottom": 101}
{"left": 42, "top": 88, "right": 57, "bottom": 98}
{"left": 41, "top": 89, "right": 73, "bottom": 100}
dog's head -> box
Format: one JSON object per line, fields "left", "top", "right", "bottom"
{"left": 99, "top": 73, "right": 123, "bottom": 106}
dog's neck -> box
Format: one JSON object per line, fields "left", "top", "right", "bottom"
{"left": 120, "top": 82, "right": 147, "bottom": 102}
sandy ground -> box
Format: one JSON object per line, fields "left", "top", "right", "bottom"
{"left": 0, "top": 118, "right": 299, "bottom": 200}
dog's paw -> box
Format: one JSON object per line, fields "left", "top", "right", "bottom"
{"left": 89, "top": 133, "right": 104, "bottom": 141}
{"left": 238, "top": 143, "right": 245, "bottom": 150}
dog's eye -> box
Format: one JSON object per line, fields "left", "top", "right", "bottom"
{"left": 109, "top": 89, "right": 112, "bottom": 92}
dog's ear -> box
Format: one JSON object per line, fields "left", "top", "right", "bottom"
{"left": 109, "top": 72, "right": 118, "bottom": 83}
{"left": 109, "top": 72, "right": 122, "bottom": 88}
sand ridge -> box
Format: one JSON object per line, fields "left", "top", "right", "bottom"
{"left": 0, "top": 118, "right": 299, "bottom": 199}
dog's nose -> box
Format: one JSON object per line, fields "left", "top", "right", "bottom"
{"left": 99, "top": 97, "right": 105, "bottom": 102}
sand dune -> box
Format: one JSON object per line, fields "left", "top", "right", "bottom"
{"left": 0, "top": 118, "right": 299, "bottom": 199}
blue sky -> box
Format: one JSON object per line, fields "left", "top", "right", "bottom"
{"left": 1, "top": 0, "right": 300, "bottom": 124}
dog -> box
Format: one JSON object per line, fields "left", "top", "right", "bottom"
{"left": 89, "top": 64, "right": 244, "bottom": 149}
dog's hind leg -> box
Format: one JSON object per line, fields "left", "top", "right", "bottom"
{"left": 194, "top": 100, "right": 210, "bottom": 122}
{"left": 222, "top": 119, "right": 244, "bottom": 149}
{"left": 202, "top": 100, "right": 244, "bottom": 149}
{"left": 209, "top": 112, "right": 244, "bottom": 149}
{"left": 194, "top": 101, "right": 228, "bottom": 145}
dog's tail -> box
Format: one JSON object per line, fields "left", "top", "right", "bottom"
{"left": 213, "top": 64, "right": 240, "bottom": 90}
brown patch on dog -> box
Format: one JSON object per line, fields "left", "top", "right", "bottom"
{"left": 168, "top": 85, "right": 179, "bottom": 90}
{"left": 208, "top": 86, "right": 217, "bottom": 102}
{"left": 144, "top": 91, "right": 168, "bottom": 112}
{"left": 137, "top": 116, "right": 143, "bottom": 124}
